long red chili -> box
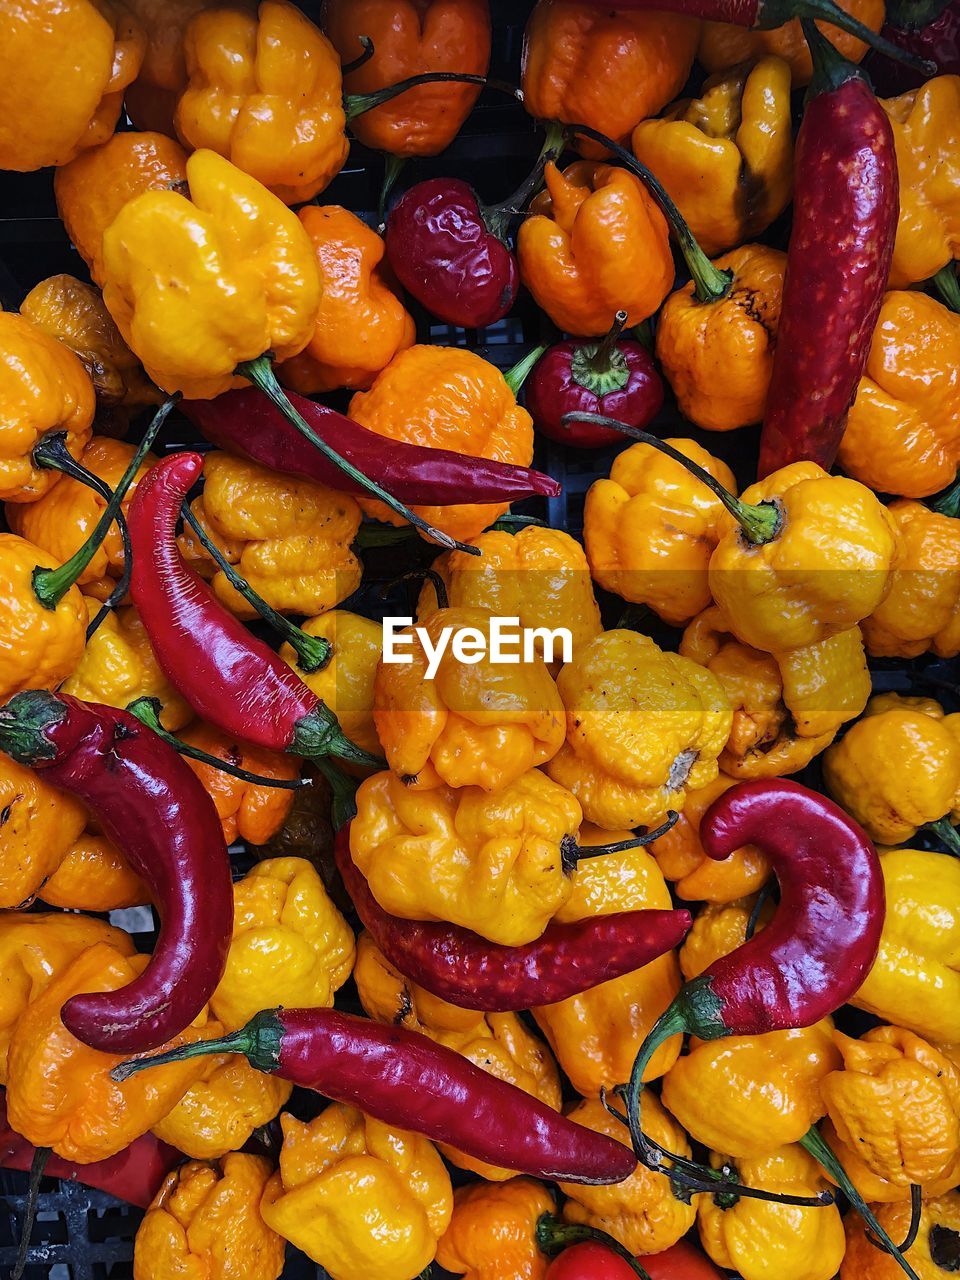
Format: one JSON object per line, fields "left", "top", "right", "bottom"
{"left": 0, "top": 691, "right": 233, "bottom": 1055}
{"left": 181, "top": 387, "right": 559, "bottom": 506}
{"left": 335, "top": 828, "right": 691, "bottom": 1011}
{"left": 127, "top": 452, "right": 381, "bottom": 766}
{"left": 757, "top": 23, "right": 899, "bottom": 477}
{"left": 112, "top": 1007, "right": 637, "bottom": 1186}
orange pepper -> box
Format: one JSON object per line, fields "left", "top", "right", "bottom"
{"left": 436, "top": 1178, "right": 556, "bottom": 1280}
{"left": 180, "top": 722, "right": 299, "bottom": 845}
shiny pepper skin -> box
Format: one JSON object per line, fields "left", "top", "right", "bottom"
{"left": 0, "top": 534, "right": 87, "bottom": 704}
{"left": 837, "top": 291, "right": 960, "bottom": 498}
{"left": 584, "top": 438, "right": 737, "bottom": 627}
{"left": 355, "top": 932, "right": 562, "bottom": 1180}
{"left": 655, "top": 245, "right": 786, "bottom": 433}
{"left": 100, "top": 148, "right": 320, "bottom": 399}
{"left": 152, "top": 1054, "right": 292, "bottom": 1161}
{"left": 373, "top": 608, "right": 565, "bottom": 791}
{"left": 179, "top": 451, "right": 362, "bottom": 619}
{"left": 261, "top": 1103, "right": 453, "bottom": 1280}
{"left": 348, "top": 345, "right": 535, "bottom": 543}
{"left": 0, "top": 311, "right": 95, "bottom": 505}
{"left": 558, "top": 1096, "right": 698, "bottom": 1256}
{"left": 841, "top": 1191, "right": 960, "bottom": 1279}
{"left": 175, "top": 1, "right": 347, "bottom": 204}
{"left": 349, "top": 768, "right": 579, "bottom": 945}
{"left": 883, "top": 76, "right": 960, "bottom": 287}
{"left": 436, "top": 1178, "right": 555, "bottom": 1280}
{"left": 545, "top": 629, "right": 732, "bottom": 831}
{"left": 709, "top": 462, "right": 900, "bottom": 654}
{"left": 211, "top": 857, "right": 354, "bottom": 1032}
{"left": 280, "top": 206, "right": 415, "bottom": 394}
{"left": 518, "top": 161, "right": 673, "bottom": 338}
{"left": 632, "top": 58, "right": 793, "bottom": 257}
{"left": 0, "top": 0, "right": 145, "bottom": 171}
{"left": 180, "top": 723, "right": 299, "bottom": 844}
{"left": 697, "top": 1144, "right": 845, "bottom": 1280}
{"left": 133, "top": 1154, "right": 285, "bottom": 1280}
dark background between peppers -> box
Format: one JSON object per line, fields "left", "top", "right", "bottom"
{"left": 0, "top": 0, "right": 956, "bottom": 1276}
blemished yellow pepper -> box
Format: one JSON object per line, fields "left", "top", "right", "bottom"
{"left": 355, "top": 932, "right": 562, "bottom": 1181}
{"left": 661, "top": 1021, "right": 841, "bottom": 1158}
{"left": 211, "top": 857, "right": 354, "bottom": 1032}
{"left": 281, "top": 610, "right": 383, "bottom": 758}
{"left": 261, "top": 1104, "right": 453, "bottom": 1280}
{"left": 851, "top": 848, "right": 960, "bottom": 1044}
{"left": 180, "top": 722, "right": 298, "bottom": 845}
{"left": 709, "top": 462, "right": 900, "bottom": 655}
{"left": 679, "top": 894, "right": 773, "bottom": 981}
{"left": 179, "top": 451, "right": 362, "bottom": 618}
{"left": 533, "top": 823, "right": 683, "bottom": 1094}
{"left": 680, "top": 608, "right": 871, "bottom": 778}
{"left": 584, "top": 438, "right": 737, "bottom": 626}
{"left": 823, "top": 694, "right": 960, "bottom": 846}
{"left": 841, "top": 1191, "right": 960, "bottom": 1279}
{"left": 373, "top": 607, "right": 565, "bottom": 792}
{"left": 697, "top": 1144, "right": 845, "bottom": 1280}
{"left": 0, "top": 533, "right": 87, "bottom": 705}
{"left": 883, "top": 76, "right": 960, "bottom": 288}
{"left": 559, "top": 1096, "right": 699, "bottom": 1256}
{"left": 436, "top": 1179, "right": 556, "bottom": 1280}
{"left": 349, "top": 768, "right": 580, "bottom": 946}
{"left": 545, "top": 628, "right": 732, "bottom": 831}
{"left": 152, "top": 1054, "right": 292, "bottom": 1161}
{"left": 133, "top": 1154, "right": 285, "bottom": 1280}
{"left": 100, "top": 148, "right": 320, "bottom": 400}
{"left": 632, "top": 58, "right": 793, "bottom": 257}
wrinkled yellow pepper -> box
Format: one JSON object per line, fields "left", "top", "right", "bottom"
{"left": 679, "top": 894, "right": 773, "bottom": 981}
{"left": 0, "top": 533, "right": 87, "bottom": 704}
{"left": 436, "top": 1178, "right": 555, "bottom": 1280}
{"left": 841, "top": 1190, "right": 960, "bottom": 1279}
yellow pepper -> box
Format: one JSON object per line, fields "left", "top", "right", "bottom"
{"left": 680, "top": 608, "right": 871, "bottom": 777}
{"left": 851, "top": 847, "right": 960, "bottom": 1044}
{"left": 373, "top": 607, "right": 565, "bottom": 792}
{"left": 180, "top": 722, "right": 298, "bottom": 845}
{"left": 558, "top": 1095, "right": 699, "bottom": 1256}
{"left": 437, "top": 1180, "right": 554, "bottom": 1280}
{"left": 134, "top": 1154, "right": 285, "bottom": 1280}
{"left": 211, "top": 856, "right": 354, "bottom": 1031}
{"left": 349, "top": 768, "right": 580, "bottom": 946}
{"left": 100, "top": 148, "right": 320, "bottom": 399}
{"left": 679, "top": 894, "right": 774, "bottom": 981}
{"left": 583, "top": 438, "right": 737, "bottom": 626}
{"left": 152, "top": 1053, "right": 292, "bottom": 1160}
{"left": 0, "top": 533, "right": 87, "bottom": 704}
{"left": 697, "top": 1144, "right": 845, "bottom": 1280}
{"left": 355, "top": 931, "right": 562, "bottom": 1180}
{"left": 261, "top": 1103, "right": 453, "bottom": 1280}
{"left": 632, "top": 57, "right": 793, "bottom": 257}
{"left": 661, "top": 1021, "right": 841, "bottom": 1158}
{"left": 545, "top": 628, "right": 732, "bottom": 830}
{"left": 841, "top": 1191, "right": 960, "bottom": 1279}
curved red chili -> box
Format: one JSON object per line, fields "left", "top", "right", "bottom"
{"left": 866, "top": 0, "right": 960, "bottom": 92}
{"left": 0, "top": 691, "right": 233, "bottom": 1054}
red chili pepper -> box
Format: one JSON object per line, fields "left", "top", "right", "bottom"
{"left": 865, "top": 0, "right": 960, "bottom": 92}
{"left": 111, "top": 1007, "right": 638, "bottom": 1186}
{"left": 181, "top": 387, "right": 560, "bottom": 506}
{"left": 757, "top": 23, "right": 899, "bottom": 477}
{"left": 127, "top": 452, "right": 381, "bottom": 768}
{"left": 544, "top": 1242, "right": 647, "bottom": 1280}
{"left": 642, "top": 1242, "right": 726, "bottom": 1280}
{"left": 334, "top": 826, "right": 692, "bottom": 1011}
{"left": 524, "top": 312, "right": 664, "bottom": 450}
{"left": 0, "top": 691, "right": 233, "bottom": 1055}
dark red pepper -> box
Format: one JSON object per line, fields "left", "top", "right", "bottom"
{"left": 757, "top": 23, "right": 899, "bottom": 477}
{"left": 0, "top": 691, "right": 233, "bottom": 1055}
{"left": 112, "top": 1006, "right": 638, "bottom": 1186}
{"left": 865, "top": 0, "right": 960, "bottom": 93}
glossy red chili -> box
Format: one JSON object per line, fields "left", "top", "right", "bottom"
{"left": 544, "top": 1243, "right": 644, "bottom": 1280}
{"left": 757, "top": 24, "right": 899, "bottom": 477}
{"left": 865, "top": 0, "right": 960, "bottom": 93}
{"left": 0, "top": 691, "right": 233, "bottom": 1055}
{"left": 112, "top": 1007, "right": 637, "bottom": 1186}
{"left": 643, "top": 1242, "right": 726, "bottom": 1279}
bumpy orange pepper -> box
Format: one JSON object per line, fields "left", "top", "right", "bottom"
{"left": 179, "top": 723, "right": 299, "bottom": 844}
{"left": 436, "top": 1178, "right": 556, "bottom": 1280}
{"left": 679, "top": 894, "right": 773, "bottom": 981}
{"left": 0, "top": 533, "right": 87, "bottom": 704}
{"left": 841, "top": 1191, "right": 960, "bottom": 1279}
{"left": 152, "top": 1054, "right": 292, "bottom": 1160}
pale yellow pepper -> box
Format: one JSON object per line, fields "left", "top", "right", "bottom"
{"left": 152, "top": 1053, "right": 292, "bottom": 1160}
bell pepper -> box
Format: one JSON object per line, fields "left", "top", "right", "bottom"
{"left": 134, "top": 1154, "right": 285, "bottom": 1280}
{"left": 837, "top": 291, "right": 960, "bottom": 498}
{"left": 679, "top": 893, "right": 774, "bottom": 980}
{"left": 0, "top": 533, "right": 87, "bottom": 704}
{"left": 632, "top": 57, "right": 793, "bottom": 257}
{"left": 584, "top": 438, "right": 737, "bottom": 627}
{"left": 260, "top": 1103, "right": 453, "bottom": 1280}
{"left": 697, "top": 1144, "right": 845, "bottom": 1280}
{"left": 437, "top": 1178, "right": 556, "bottom": 1280}
{"left": 179, "top": 723, "right": 299, "bottom": 844}
{"left": 211, "top": 856, "right": 354, "bottom": 1032}
{"left": 0, "top": 0, "right": 145, "bottom": 171}
{"left": 655, "top": 244, "right": 786, "bottom": 432}
{"left": 841, "top": 1190, "right": 960, "bottom": 1279}
{"left": 680, "top": 608, "right": 872, "bottom": 777}
{"left": 517, "top": 160, "right": 673, "bottom": 337}
{"left": 545, "top": 628, "right": 732, "bottom": 830}
{"left": 373, "top": 607, "right": 565, "bottom": 792}
{"left": 279, "top": 205, "right": 415, "bottom": 394}
{"left": 152, "top": 1054, "right": 292, "bottom": 1160}
{"left": 355, "top": 931, "right": 562, "bottom": 1180}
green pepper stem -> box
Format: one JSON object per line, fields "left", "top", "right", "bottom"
{"left": 929, "top": 472, "right": 960, "bottom": 519}
{"left": 934, "top": 263, "right": 960, "bottom": 314}
{"left": 927, "top": 817, "right": 960, "bottom": 857}
{"left": 314, "top": 757, "right": 361, "bottom": 830}
{"left": 788, "top": 0, "right": 934, "bottom": 74}
{"left": 863, "top": 1184, "right": 921, "bottom": 1256}
{"left": 345, "top": 71, "right": 520, "bottom": 123}
{"left": 379, "top": 152, "right": 406, "bottom": 221}
{"left": 884, "top": 0, "right": 950, "bottom": 26}
{"left": 561, "top": 811, "right": 679, "bottom": 872}
{"left": 589, "top": 310, "right": 629, "bottom": 373}
{"left": 341, "top": 33, "right": 375, "bottom": 76}
{"left": 483, "top": 118, "right": 568, "bottom": 241}
{"left": 237, "top": 356, "right": 479, "bottom": 557}
{"left": 504, "top": 343, "right": 549, "bottom": 397}
{"left": 536, "top": 1214, "right": 652, "bottom": 1279}
{"left": 112, "top": 1010, "right": 285, "bottom": 1083}
{"left": 180, "top": 503, "right": 331, "bottom": 675}
{"left": 10, "top": 1145, "right": 49, "bottom": 1280}
{"left": 289, "top": 702, "right": 386, "bottom": 769}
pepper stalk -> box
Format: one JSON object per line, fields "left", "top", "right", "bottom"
{"left": 933, "top": 262, "right": 960, "bottom": 313}
{"left": 111, "top": 1009, "right": 286, "bottom": 1082}
{"left": 570, "top": 311, "right": 633, "bottom": 397}
{"left": 559, "top": 811, "right": 679, "bottom": 873}
{"left": 536, "top": 1214, "right": 652, "bottom": 1279}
